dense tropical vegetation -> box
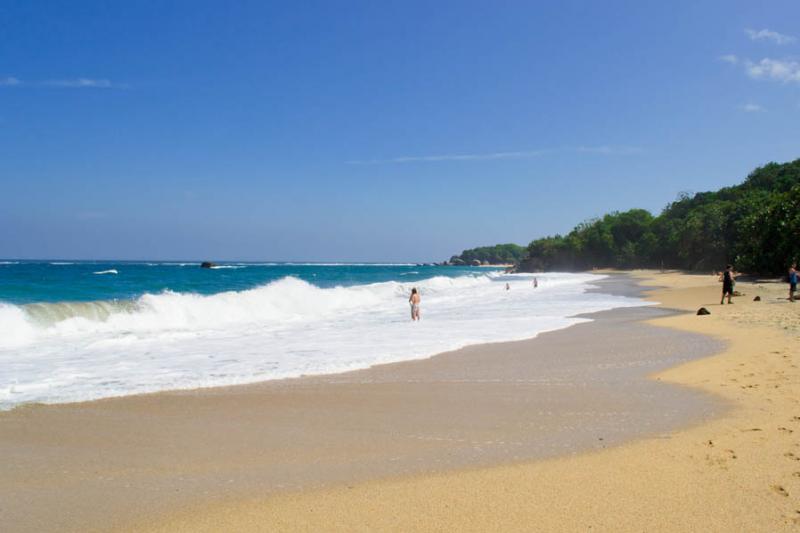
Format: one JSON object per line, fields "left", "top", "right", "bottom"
{"left": 459, "top": 159, "right": 800, "bottom": 275}
{"left": 450, "top": 243, "right": 527, "bottom": 265}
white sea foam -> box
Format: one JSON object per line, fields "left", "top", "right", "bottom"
{"left": 0, "top": 273, "right": 649, "bottom": 409}
{"left": 0, "top": 304, "right": 36, "bottom": 348}
{"left": 49, "top": 262, "right": 74, "bottom": 265}
{"left": 0, "top": 261, "right": 18, "bottom": 265}
{"left": 93, "top": 269, "right": 118, "bottom": 275}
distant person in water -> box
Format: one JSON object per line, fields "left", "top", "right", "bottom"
{"left": 719, "top": 264, "right": 735, "bottom": 304}
{"left": 533, "top": 277, "right": 538, "bottom": 288}
{"left": 409, "top": 288, "right": 421, "bottom": 321}
{"left": 789, "top": 263, "right": 798, "bottom": 302}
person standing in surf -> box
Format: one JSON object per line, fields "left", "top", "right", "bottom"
{"left": 409, "top": 288, "right": 421, "bottom": 321}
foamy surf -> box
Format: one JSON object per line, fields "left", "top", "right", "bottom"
{"left": 93, "top": 269, "right": 118, "bottom": 275}
{"left": 0, "top": 272, "right": 649, "bottom": 409}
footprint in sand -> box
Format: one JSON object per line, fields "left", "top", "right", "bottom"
{"left": 778, "top": 427, "right": 794, "bottom": 434}
{"left": 785, "top": 452, "right": 800, "bottom": 461}
{"left": 725, "top": 449, "right": 737, "bottom": 459}
{"left": 742, "top": 428, "right": 763, "bottom": 432}
{"left": 771, "top": 485, "right": 789, "bottom": 497}
{"left": 793, "top": 472, "right": 800, "bottom": 478}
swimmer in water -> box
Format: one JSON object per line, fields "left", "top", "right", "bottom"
{"left": 409, "top": 287, "right": 421, "bottom": 321}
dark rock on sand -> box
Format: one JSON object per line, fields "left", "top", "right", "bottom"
{"left": 753, "top": 296, "right": 761, "bottom": 301}
{"left": 697, "top": 307, "right": 711, "bottom": 315}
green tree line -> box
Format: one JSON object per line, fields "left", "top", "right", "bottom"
{"left": 509, "top": 159, "right": 800, "bottom": 275}
{"left": 451, "top": 243, "right": 527, "bottom": 265}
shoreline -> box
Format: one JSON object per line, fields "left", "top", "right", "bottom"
{"left": 0, "top": 273, "right": 732, "bottom": 532}
{"left": 1, "top": 269, "right": 611, "bottom": 411}
{"left": 0, "top": 271, "right": 630, "bottom": 411}
{"left": 138, "top": 270, "right": 800, "bottom": 531}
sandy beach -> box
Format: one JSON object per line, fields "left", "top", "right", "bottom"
{"left": 2, "top": 272, "right": 798, "bottom": 531}
{"left": 7, "top": 4, "right": 799, "bottom": 531}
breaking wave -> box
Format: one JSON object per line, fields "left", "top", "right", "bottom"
{"left": 0, "top": 274, "right": 495, "bottom": 346}
{"left": 0, "top": 272, "right": 651, "bottom": 408}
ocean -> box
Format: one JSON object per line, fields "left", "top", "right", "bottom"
{"left": 0, "top": 261, "right": 650, "bottom": 409}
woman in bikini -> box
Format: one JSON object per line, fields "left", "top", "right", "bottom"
{"left": 409, "top": 287, "right": 421, "bottom": 321}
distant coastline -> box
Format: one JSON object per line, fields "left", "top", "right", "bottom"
{"left": 450, "top": 158, "right": 800, "bottom": 276}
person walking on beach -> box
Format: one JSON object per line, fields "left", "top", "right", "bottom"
{"left": 719, "top": 264, "right": 735, "bottom": 304}
{"left": 505, "top": 283, "right": 510, "bottom": 291}
{"left": 789, "top": 263, "right": 798, "bottom": 302}
{"left": 533, "top": 277, "right": 538, "bottom": 288}
{"left": 409, "top": 288, "right": 421, "bottom": 321}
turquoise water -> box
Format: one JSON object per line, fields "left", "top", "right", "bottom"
{"left": 0, "top": 261, "right": 489, "bottom": 305}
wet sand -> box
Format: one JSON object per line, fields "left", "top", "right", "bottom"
{"left": 1, "top": 275, "right": 729, "bottom": 532}
{"left": 138, "top": 270, "right": 799, "bottom": 532}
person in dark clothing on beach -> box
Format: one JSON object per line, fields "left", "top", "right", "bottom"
{"left": 719, "top": 264, "right": 735, "bottom": 304}
{"left": 789, "top": 263, "right": 798, "bottom": 302}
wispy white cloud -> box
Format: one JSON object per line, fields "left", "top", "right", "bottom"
{"left": 76, "top": 210, "right": 108, "bottom": 220}
{"left": 745, "top": 58, "right": 800, "bottom": 83}
{"left": 0, "top": 77, "right": 128, "bottom": 89}
{"left": 745, "top": 28, "right": 797, "bottom": 45}
{"left": 575, "top": 145, "right": 643, "bottom": 155}
{"left": 739, "top": 103, "right": 765, "bottom": 112}
{"left": 347, "top": 146, "right": 643, "bottom": 164}
{"left": 719, "top": 54, "right": 739, "bottom": 64}
{"left": 347, "top": 149, "right": 547, "bottom": 164}
{"left": 43, "top": 78, "right": 126, "bottom": 89}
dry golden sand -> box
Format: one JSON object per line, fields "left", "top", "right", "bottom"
{"left": 142, "top": 271, "right": 800, "bottom": 532}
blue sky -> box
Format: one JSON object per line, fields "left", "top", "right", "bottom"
{"left": 1, "top": 1, "right": 799, "bottom": 261}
